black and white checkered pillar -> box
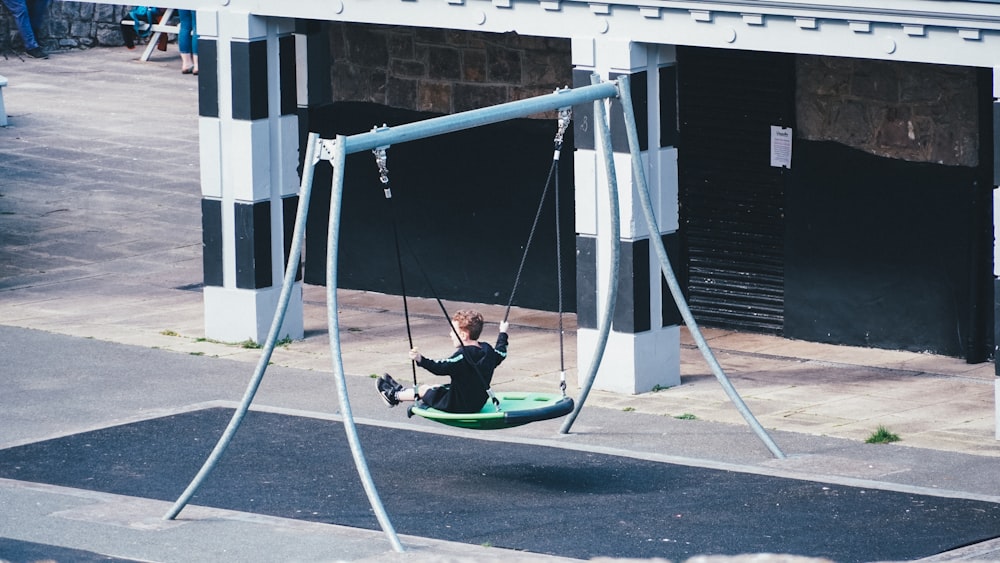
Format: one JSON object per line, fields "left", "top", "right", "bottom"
{"left": 572, "top": 38, "right": 682, "bottom": 394}
{"left": 294, "top": 20, "right": 331, "bottom": 151}
{"left": 196, "top": 9, "right": 303, "bottom": 344}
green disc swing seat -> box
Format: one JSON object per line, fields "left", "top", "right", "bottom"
{"left": 408, "top": 392, "right": 575, "bottom": 430}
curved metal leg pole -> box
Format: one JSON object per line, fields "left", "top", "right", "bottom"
{"left": 327, "top": 135, "right": 405, "bottom": 552}
{"left": 560, "top": 74, "right": 621, "bottom": 434}
{"left": 617, "top": 77, "right": 786, "bottom": 459}
{"left": 164, "top": 132, "right": 323, "bottom": 520}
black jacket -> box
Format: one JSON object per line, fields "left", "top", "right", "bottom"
{"left": 417, "top": 332, "right": 508, "bottom": 413}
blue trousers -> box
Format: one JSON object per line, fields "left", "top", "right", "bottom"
{"left": 2, "top": 0, "right": 50, "bottom": 51}
{"left": 178, "top": 9, "right": 197, "bottom": 55}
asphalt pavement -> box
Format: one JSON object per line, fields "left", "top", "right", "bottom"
{"left": 1, "top": 46, "right": 1000, "bottom": 562}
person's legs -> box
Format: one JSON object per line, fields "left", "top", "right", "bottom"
{"left": 178, "top": 9, "right": 193, "bottom": 72}
{"left": 190, "top": 11, "right": 198, "bottom": 73}
{"left": 177, "top": 10, "right": 192, "bottom": 53}
{"left": 2, "top": 0, "right": 39, "bottom": 51}
{"left": 397, "top": 384, "right": 440, "bottom": 403}
{"left": 26, "top": 0, "right": 49, "bottom": 40}
{"left": 377, "top": 373, "right": 443, "bottom": 407}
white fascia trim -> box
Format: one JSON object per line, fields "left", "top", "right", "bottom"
{"left": 218, "top": 0, "right": 1000, "bottom": 30}
{"left": 85, "top": 0, "right": 1000, "bottom": 67}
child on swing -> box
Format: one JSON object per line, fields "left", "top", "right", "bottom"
{"left": 377, "top": 309, "right": 509, "bottom": 413}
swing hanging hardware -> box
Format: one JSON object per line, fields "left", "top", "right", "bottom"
{"left": 488, "top": 390, "right": 503, "bottom": 413}
{"left": 553, "top": 99, "right": 573, "bottom": 160}
{"left": 371, "top": 124, "right": 393, "bottom": 199}
{"left": 554, "top": 106, "right": 572, "bottom": 146}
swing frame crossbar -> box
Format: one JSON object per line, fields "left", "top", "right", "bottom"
{"left": 327, "top": 82, "right": 619, "bottom": 156}
{"left": 162, "top": 75, "right": 785, "bottom": 555}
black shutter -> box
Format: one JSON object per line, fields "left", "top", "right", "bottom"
{"left": 677, "top": 47, "right": 795, "bottom": 334}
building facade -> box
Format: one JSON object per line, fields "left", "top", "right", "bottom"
{"left": 63, "top": 1, "right": 1000, "bottom": 432}
{"left": 316, "top": 23, "right": 991, "bottom": 363}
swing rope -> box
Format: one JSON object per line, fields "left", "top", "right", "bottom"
{"left": 502, "top": 106, "right": 572, "bottom": 395}
{"left": 554, "top": 108, "right": 568, "bottom": 394}
{"left": 373, "top": 138, "right": 417, "bottom": 386}
{"left": 372, "top": 134, "right": 501, "bottom": 411}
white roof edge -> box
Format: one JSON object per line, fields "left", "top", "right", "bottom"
{"left": 77, "top": 0, "right": 1000, "bottom": 66}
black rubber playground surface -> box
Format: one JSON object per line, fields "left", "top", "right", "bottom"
{"left": 0, "top": 538, "right": 140, "bottom": 563}
{"left": 1, "top": 408, "right": 998, "bottom": 562}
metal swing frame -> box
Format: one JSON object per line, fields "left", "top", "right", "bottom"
{"left": 163, "top": 75, "right": 785, "bottom": 554}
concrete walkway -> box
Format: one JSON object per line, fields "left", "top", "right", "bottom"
{"left": 1, "top": 46, "right": 999, "bottom": 562}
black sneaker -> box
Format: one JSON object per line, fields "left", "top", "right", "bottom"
{"left": 380, "top": 373, "right": 403, "bottom": 392}
{"left": 377, "top": 374, "right": 400, "bottom": 407}
{"left": 26, "top": 47, "right": 48, "bottom": 59}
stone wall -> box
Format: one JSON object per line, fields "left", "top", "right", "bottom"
{"left": 796, "top": 56, "right": 979, "bottom": 167}
{"left": 329, "top": 24, "right": 979, "bottom": 165}
{"left": 1, "top": 2, "right": 128, "bottom": 53}
{"left": 327, "top": 22, "right": 573, "bottom": 117}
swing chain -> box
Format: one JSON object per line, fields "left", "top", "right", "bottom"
{"left": 372, "top": 125, "right": 392, "bottom": 199}
{"left": 554, "top": 105, "right": 573, "bottom": 150}
{"left": 373, "top": 146, "right": 390, "bottom": 182}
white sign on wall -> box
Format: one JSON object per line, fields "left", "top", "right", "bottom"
{"left": 770, "top": 126, "right": 792, "bottom": 169}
